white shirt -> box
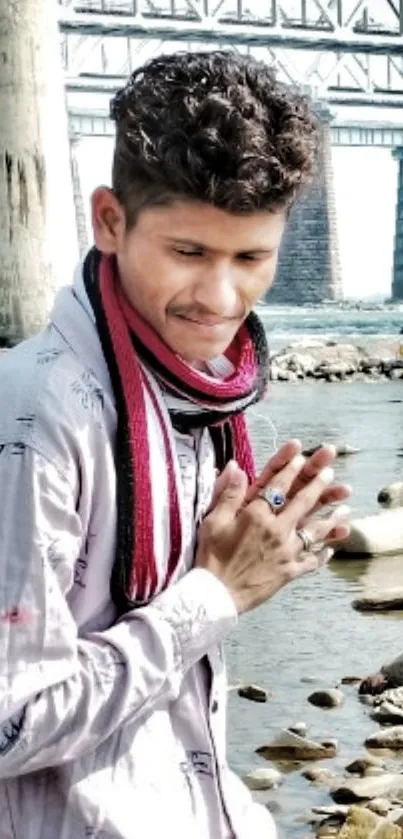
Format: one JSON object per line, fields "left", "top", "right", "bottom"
{"left": 0, "top": 268, "right": 275, "bottom": 839}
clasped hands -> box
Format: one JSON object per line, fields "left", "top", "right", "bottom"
{"left": 195, "top": 440, "right": 351, "bottom": 614}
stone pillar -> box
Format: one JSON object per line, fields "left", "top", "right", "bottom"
{"left": 392, "top": 148, "right": 403, "bottom": 301}
{"left": 69, "top": 134, "right": 89, "bottom": 259}
{"left": 267, "top": 106, "right": 342, "bottom": 304}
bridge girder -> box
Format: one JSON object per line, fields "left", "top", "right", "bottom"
{"left": 68, "top": 107, "right": 403, "bottom": 146}
{"left": 59, "top": 1, "right": 403, "bottom": 108}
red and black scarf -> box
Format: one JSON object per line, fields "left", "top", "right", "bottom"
{"left": 83, "top": 247, "right": 269, "bottom": 614}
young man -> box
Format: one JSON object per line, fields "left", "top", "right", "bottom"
{"left": 0, "top": 51, "right": 350, "bottom": 838}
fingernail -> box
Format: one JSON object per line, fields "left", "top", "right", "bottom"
{"left": 228, "top": 462, "right": 242, "bottom": 486}
{"left": 319, "top": 467, "right": 334, "bottom": 484}
{"left": 331, "top": 504, "right": 351, "bottom": 520}
{"left": 291, "top": 454, "right": 306, "bottom": 469}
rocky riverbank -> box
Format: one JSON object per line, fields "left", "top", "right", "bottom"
{"left": 234, "top": 669, "right": 403, "bottom": 838}
{"left": 270, "top": 339, "right": 403, "bottom": 383}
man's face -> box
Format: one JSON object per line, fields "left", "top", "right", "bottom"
{"left": 93, "top": 196, "right": 286, "bottom": 364}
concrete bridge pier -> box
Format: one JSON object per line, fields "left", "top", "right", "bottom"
{"left": 392, "top": 147, "right": 403, "bottom": 301}
{"left": 267, "top": 107, "right": 342, "bottom": 305}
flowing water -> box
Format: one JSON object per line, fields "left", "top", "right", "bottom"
{"left": 225, "top": 333, "right": 403, "bottom": 835}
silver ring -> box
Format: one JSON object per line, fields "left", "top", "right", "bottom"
{"left": 259, "top": 487, "right": 286, "bottom": 512}
{"left": 296, "top": 528, "right": 315, "bottom": 552}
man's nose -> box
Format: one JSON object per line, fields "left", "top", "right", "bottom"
{"left": 193, "top": 264, "right": 239, "bottom": 316}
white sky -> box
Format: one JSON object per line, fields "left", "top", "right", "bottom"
{"left": 75, "top": 131, "right": 400, "bottom": 301}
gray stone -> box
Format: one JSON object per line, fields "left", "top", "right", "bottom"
{"left": 346, "top": 756, "right": 386, "bottom": 776}
{"left": 289, "top": 721, "right": 308, "bottom": 736}
{"left": 237, "top": 684, "right": 269, "bottom": 703}
{"left": 302, "top": 767, "right": 337, "bottom": 787}
{"left": 366, "top": 725, "right": 403, "bottom": 751}
{"left": 353, "top": 589, "right": 403, "bottom": 612}
{"left": 368, "top": 799, "right": 393, "bottom": 816}
{"left": 256, "top": 728, "right": 338, "bottom": 762}
{"left": 371, "top": 688, "right": 403, "bottom": 724}
{"left": 331, "top": 774, "right": 403, "bottom": 804}
{"left": 308, "top": 689, "right": 345, "bottom": 709}
{"left": 242, "top": 767, "right": 283, "bottom": 791}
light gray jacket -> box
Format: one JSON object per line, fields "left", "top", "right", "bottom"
{"left": 0, "top": 268, "right": 275, "bottom": 839}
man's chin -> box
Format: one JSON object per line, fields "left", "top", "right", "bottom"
{"left": 174, "top": 336, "right": 235, "bottom": 364}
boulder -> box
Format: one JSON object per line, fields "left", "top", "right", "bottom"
{"left": 367, "top": 799, "right": 392, "bottom": 816}
{"left": 331, "top": 774, "right": 403, "bottom": 804}
{"left": 335, "top": 510, "right": 403, "bottom": 556}
{"left": 357, "top": 650, "right": 403, "bottom": 695}
{"left": 256, "top": 728, "right": 337, "bottom": 762}
{"left": 336, "top": 806, "right": 403, "bottom": 839}
{"left": 242, "top": 767, "right": 283, "bottom": 791}
{"left": 345, "top": 756, "right": 386, "bottom": 776}
{"left": 378, "top": 483, "right": 403, "bottom": 510}
{"left": 308, "top": 689, "right": 345, "bottom": 709}
{"left": 353, "top": 589, "right": 403, "bottom": 612}
{"left": 289, "top": 721, "right": 308, "bottom": 736}
{"left": 341, "top": 677, "right": 363, "bottom": 686}
{"left": 303, "top": 767, "right": 337, "bottom": 787}
{"left": 359, "top": 673, "right": 389, "bottom": 696}
{"left": 237, "top": 684, "right": 269, "bottom": 703}
{"left": 365, "top": 725, "right": 403, "bottom": 751}
{"left": 371, "top": 688, "right": 403, "bottom": 724}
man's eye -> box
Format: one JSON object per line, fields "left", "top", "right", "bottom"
{"left": 173, "top": 248, "right": 203, "bottom": 257}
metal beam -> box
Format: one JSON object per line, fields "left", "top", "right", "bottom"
{"left": 59, "top": 12, "right": 403, "bottom": 55}
{"left": 65, "top": 73, "right": 403, "bottom": 107}
{"left": 67, "top": 107, "right": 403, "bottom": 146}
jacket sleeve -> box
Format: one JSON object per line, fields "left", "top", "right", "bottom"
{"left": 0, "top": 443, "right": 237, "bottom": 778}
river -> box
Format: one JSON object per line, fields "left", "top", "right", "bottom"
{"left": 226, "top": 379, "right": 403, "bottom": 836}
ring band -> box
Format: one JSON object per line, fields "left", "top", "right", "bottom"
{"left": 296, "top": 528, "right": 315, "bottom": 552}
{"left": 259, "top": 487, "right": 286, "bottom": 512}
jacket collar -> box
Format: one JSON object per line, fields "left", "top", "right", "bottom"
{"left": 50, "top": 259, "right": 113, "bottom": 395}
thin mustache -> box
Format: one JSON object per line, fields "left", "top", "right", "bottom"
{"left": 169, "top": 309, "right": 243, "bottom": 321}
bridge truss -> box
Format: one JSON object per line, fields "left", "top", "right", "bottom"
{"left": 59, "top": 0, "right": 403, "bottom": 108}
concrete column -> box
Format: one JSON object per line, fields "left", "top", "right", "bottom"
{"left": 392, "top": 147, "right": 403, "bottom": 301}
{"left": 70, "top": 134, "right": 90, "bottom": 259}
{"left": 267, "top": 106, "right": 342, "bottom": 305}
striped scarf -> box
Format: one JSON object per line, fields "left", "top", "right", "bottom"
{"left": 83, "top": 247, "right": 269, "bottom": 613}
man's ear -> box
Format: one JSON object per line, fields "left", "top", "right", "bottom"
{"left": 91, "top": 186, "right": 126, "bottom": 254}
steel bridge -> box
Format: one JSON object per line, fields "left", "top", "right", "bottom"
{"left": 60, "top": 0, "right": 403, "bottom": 109}
{"left": 59, "top": 0, "right": 403, "bottom": 300}
{"left": 68, "top": 107, "right": 403, "bottom": 147}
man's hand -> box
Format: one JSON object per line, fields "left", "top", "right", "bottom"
{"left": 196, "top": 453, "right": 350, "bottom": 615}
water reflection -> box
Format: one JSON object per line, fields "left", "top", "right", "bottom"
{"left": 328, "top": 556, "right": 370, "bottom": 587}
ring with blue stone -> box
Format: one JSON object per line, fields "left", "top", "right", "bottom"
{"left": 259, "top": 487, "right": 286, "bottom": 512}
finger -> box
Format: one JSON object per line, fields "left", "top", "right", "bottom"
{"left": 207, "top": 460, "right": 240, "bottom": 512}
{"left": 282, "top": 466, "right": 335, "bottom": 528}
{"left": 244, "top": 439, "right": 302, "bottom": 504}
{"left": 291, "top": 504, "right": 351, "bottom": 551}
{"left": 310, "top": 483, "right": 352, "bottom": 515}
{"left": 287, "top": 445, "right": 337, "bottom": 500}
{"left": 293, "top": 545, "right": 334, "bottom": 579}
{"left": 208, "top": 462, "right": 249, "bottom": 524}
{"left": 247, "top": 452, "right": 307, "bottom": 513}
{"left": 292, "top": 550, "right": 326, "bottom": 577}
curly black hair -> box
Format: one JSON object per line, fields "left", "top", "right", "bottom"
{"left": 110, "top": 50, "right": 320, "bottom": 225}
